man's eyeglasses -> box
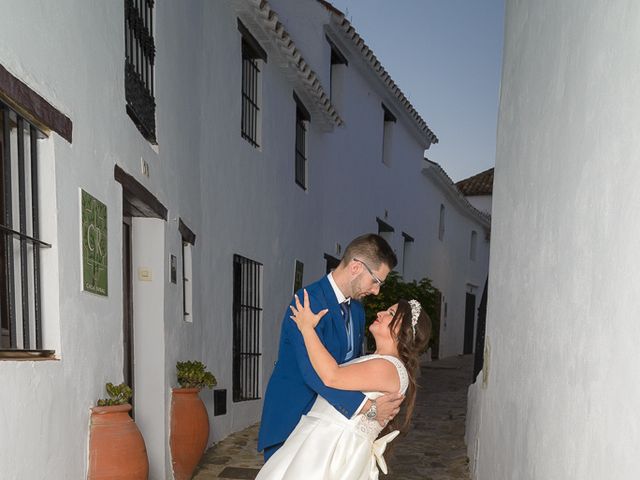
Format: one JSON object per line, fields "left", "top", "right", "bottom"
{"left": 353, "top": 258, "right": 384, "bottom": 287}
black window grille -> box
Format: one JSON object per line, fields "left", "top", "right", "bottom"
{"left": 294, "top": 93, "right": 310, "bottom": 189}
{"left": 241, "top": 46, "right": 260, "bottom": 147}
{"left": 0, "top": 100, "right": 51, "bottom": 352}
{"left": 238, "top": 20, "right": 266, "bottom": 148}
{"left": 232, "top": 254, "right": 263, "bottom": 402}
{"left": 125, "top": 0, "right": 156, "bottom": 143}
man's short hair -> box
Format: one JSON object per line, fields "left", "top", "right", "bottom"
{"left": 340, "top": 234, "right": 397, "bottom": 270}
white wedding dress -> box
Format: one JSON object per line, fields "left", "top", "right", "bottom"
{"left": 256, "top": 354, "right": 409, "bottom": 480}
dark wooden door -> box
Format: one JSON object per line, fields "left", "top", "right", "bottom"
{"left": 122, "top": 217, "right": 134, "bottom": 413}
{"left": 463, "top": 293, "right": 476, "bottom": 354}
{"left": 0, "top": 138, "right": 7, "bottom": 349}
{"left": 473, "top": 278, "right": 489, "bottom": 380}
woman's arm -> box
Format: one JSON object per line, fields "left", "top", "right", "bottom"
{"left": 291, "top": 290, "right": 400, "bottom": 393}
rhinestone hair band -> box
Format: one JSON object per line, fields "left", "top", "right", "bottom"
{"left": 408, "top": 299, "right": 421, "bottom": 338}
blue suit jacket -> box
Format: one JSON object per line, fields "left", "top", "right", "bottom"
{"left": 257, "top": 275, "right": 366, "bottom": 451}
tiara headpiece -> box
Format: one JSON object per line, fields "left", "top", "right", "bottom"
{"left": 408, "top": 300, "right": 421, "bottom": 339}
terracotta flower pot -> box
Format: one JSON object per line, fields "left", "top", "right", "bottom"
{"left": 170, "top": 388, "right": 210, "bottom": 480}
{"left": 88, "top": 404, "right": 149, "bottom": 479}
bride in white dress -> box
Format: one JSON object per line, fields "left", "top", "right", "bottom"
{"left": 256, "top": 291, "right": 432, "bottom": 480}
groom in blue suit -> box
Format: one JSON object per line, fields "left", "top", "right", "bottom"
{"left": 258, "top": 234, "right": 402, "bottom": 460}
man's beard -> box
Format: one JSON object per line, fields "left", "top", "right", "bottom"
{"left": 349, "top": 274, "right": 368, "bottom": 300}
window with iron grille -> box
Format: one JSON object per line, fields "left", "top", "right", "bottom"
{"left": 179, "top": 219, "right": 196, "bottom": 323}
{"left": 376, "top": 216, "right": 394, "bottom": 248}
{"left": 324, "top": 253, "right": 340, "bottom": 275}
{"left": 438, "top": 204, "right": 446, "bottom": 241}
{"left": 327, "top": 36, "right": 348, "bottom": 105}
{"left": 470, "top": 230, "right": 478, "bottom": 261}
{"left": 232, "top": 254, "right": 263, "bottom": 402}
{"left": 382, "top": 103, "right": 396, "bottom": 166}
{"left": 238, "top": 20, "right": 266, "bottom": 148}
{"left": 125, "top": 0, "right": 156, "bottom": 143}
{"left": 401, "top": 232, "right": 414, "bottom": 277}
{"left": 294, "top": 93, "right": 310, "bottom": 189}
{"left": 0, "top": 101, "right": 52, "bottom": 354}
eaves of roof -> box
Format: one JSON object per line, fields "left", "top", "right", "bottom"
{"left": 319, "top": 1, "right": 439, "bottom": 148}
{"left": 423, "top": 159, "right": 491, "bottom": 230}
{"left": 233, "top": 0, "right": 343, "bottom": 131}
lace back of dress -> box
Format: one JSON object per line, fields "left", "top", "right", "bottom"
{"left": 377, "top": 354, "right": 409, "bottom": 395}
{"left": 353, "top": 354, "right": 409, "bottom": 442}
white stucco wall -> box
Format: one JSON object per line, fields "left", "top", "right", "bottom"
{"left": 467, "top": 1, "right": 640, "bottom": 478}
{"left": 0, "top": 1, "right": 490, "bottom": 478}
{"left": 0, "top": 1, "right": 205, "bottom": 478}
{"left": 421, "top": 170, "right": 490, "bottom": 358}
{"left": 132, "top": 218, "right": 167, "bottom": 479}
{"left": 466, "top": 194, "right": 492, "bottom": 215}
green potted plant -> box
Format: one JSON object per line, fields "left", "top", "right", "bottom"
{"left": 88, "top": 382, "right": 148, "bottom": 479}
{"left": 170, "top": 361, "right": 217, "bottom": 480}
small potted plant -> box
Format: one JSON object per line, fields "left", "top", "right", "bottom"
{"left": 170, "top": 361, "right": 217, "bottom": 480}
{"left": 88, "top": 382, "right": 148, "bottom": 479}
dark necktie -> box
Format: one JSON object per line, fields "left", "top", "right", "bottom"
{"left": 340, "top": 301, "right": 354, "bottom": 361}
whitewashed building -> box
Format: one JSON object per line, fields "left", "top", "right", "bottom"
{"left": 0, "top": 1, "right": 489, "bottom": 478}
{"left": 466, "top": 1, "right": 640, "bottom": 479}
{"left": 456, "top": 167, "right": 494, "bottom": 216}
{"left": 422, "top": 160, "right": 491, "bottom": 359}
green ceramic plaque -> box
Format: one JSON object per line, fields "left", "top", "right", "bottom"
{"left": 81, "top": 189, "right": 108, "bottom": 296}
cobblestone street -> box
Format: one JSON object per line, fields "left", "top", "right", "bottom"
{"left": 194, "top": 355, "right": 473, "bottom": 480}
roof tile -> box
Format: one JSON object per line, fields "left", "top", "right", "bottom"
{"left": 455, "top": 168, "right": 494, "bottom": 196}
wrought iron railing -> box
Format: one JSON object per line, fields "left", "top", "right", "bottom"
{"left": 125, "top": 0, "right": 156, "bottom": 143}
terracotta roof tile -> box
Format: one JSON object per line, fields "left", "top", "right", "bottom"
{"left": 455, "top": 168, "right": 494, "bottom": 196}
{"left": 241, "top": 0, "right": 344, "bottom": 130}
{"left": 423, "top": 159, "right": 491, "bottom": 228}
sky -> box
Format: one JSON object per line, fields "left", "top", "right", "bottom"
{"left": 329, "top": 0, "right": 505, "bottom": 182}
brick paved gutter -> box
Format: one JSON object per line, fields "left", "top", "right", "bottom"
{"left": 194, "top": 355, "right": 473, "bottom": 480}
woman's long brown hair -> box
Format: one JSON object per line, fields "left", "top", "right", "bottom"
{"left": 379, "top": 299, "right": 432, "bottom": 445}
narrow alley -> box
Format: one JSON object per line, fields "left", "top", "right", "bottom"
{"left": 193, "top": 355, "right": 473, "bottom": 480}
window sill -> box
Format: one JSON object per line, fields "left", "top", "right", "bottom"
{"left": 0, "top": 350, "right": 57, "bottom": 361}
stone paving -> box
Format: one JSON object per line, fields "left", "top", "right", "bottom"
{"left": 193, "top": 354, "right": 473, "bottom": 480}
{"left": 385, "top": 355, "right": 472, "bottom": 480}
{"left": 193, "top": 423, "right": 263, "bottom": 479}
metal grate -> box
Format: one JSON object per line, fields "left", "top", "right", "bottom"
{"left": 241, "top": 42, "right": 261, "bottom": 148}
{"left": 0, "top": 100, "right": 51, "bottom": 352}
{"left": 125, "top": 0, "right": 156, "bottom": 143}
{"left": 232, "top": 254, "right": 263, "bottom": 402}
